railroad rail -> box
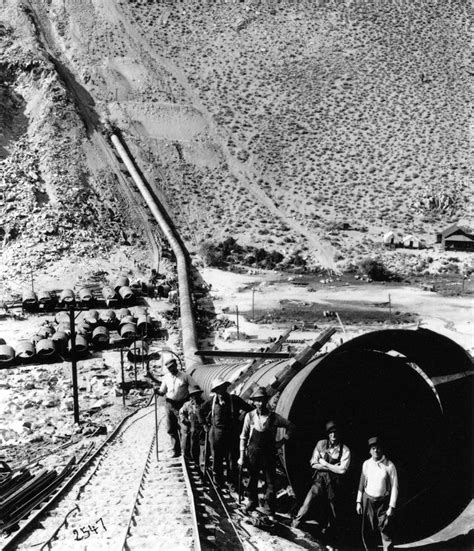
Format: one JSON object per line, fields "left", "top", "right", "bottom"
{"left": 182, "top": 458, "right": 258, "bottom": 551}
{"left": 1, "top": 396, "right": 155, "bottom": 551}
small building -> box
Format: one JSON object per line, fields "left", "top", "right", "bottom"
{"left": 437, "top": 224, "right": 474, "bottom": 251}
{"left": 402, "top": 234, "right": 422, "bottom": 249}
{"left": 383, "top": 231, "right": 398, "bottom": 247}
{"left": 444, "top": 234, "right": 474, "bottom": 252}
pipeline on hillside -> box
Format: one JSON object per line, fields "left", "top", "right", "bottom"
{"left": 108, "top": 132, "right": 473, "bottom": 543}
{"left": 110, "top": 133, "right": 202, "bottom": 371}
{"left": 192, "top": 327, "right": 473, "bottom": 545}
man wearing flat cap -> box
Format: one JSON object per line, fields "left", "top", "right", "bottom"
{"left": 239, "top": 386, "right": 295, "bottom": 520}
{"left": 292, "top": 420, "right": 351, "bottom": 550}
{"left": 179, "top": 385, "right": 206, "bottom": 462}
{"left": 356, "top": 436, "right": 398, "bottom": 550}
{"left": 203, "top": 377, "right": 253, "bottom": 487}
{"left": 153, "top": 357, "right": 196, "bottom": 457}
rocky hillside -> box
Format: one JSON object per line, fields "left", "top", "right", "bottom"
{"left": 0, "top": 0, "right": 471, "bottom": 281}
{"left": 0, "top": 3, "right": 153, "bottom": 292}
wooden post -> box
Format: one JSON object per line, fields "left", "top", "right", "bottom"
{"left": 120, "top": 348, "right": 126, "bottom": 407}
{"left": 154, "top": 389, "right": 159, "bottom": 462}
{"left": 236, "top": 305, "right": 240, "bottom": 339}
{"left": 69, "top": 306, "right": 80, "bottom": 425}
{"left": 388, "top": 294, "right": 392, "bottom": 324}
{"left": 133, "top": 340, "right": 138, "bottom": 388}
{"left": 335, "top": 312, "right": 347, "bottom": 340}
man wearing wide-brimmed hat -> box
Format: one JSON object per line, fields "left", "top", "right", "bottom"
{"left": 356, "top": 436, "right": 398, "bottom": 551}
{"left": 153, "top": 357, "right": 196, "bottom": 458}
{"left": 179, "top": 385, "right": 206, "bottom": 462}
{"left": 203, "top": 377, "right": 253, "bottom": 488}
{"left": 292, "top": 420, "right": 351, "bottom": 550}
{"left": 239, "top": 385, "right": 295, "bottom": 520}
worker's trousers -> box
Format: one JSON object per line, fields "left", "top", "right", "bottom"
{"left": 361, "top": 493, "right": 393, "bottom": 551}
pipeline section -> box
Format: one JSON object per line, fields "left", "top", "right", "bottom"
{"left": 191, "top": 327, "right": 473, "bottom": 544}
{"left": 110, "top": 134, "right": 202, "bottom": 371}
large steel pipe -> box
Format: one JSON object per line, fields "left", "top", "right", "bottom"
{"left": 0, "top": 345, "right": 15, "bottom": 364}
{"left": 191, "top": 328, "right": 472, "bottom": 544}
{"left": 22, "top": 290, "right": 38, "bottom": 311}
{"left": 111, "top": 134, "right": 201, "bottom": 371}
{"left": 15, "top": 340, "right": 36, "bottom": 360}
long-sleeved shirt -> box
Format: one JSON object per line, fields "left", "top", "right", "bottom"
{"left": 357, "top": 455, "right": 399, "bottom": 508}
{"left": 240, "top": 410, "right": 295, "bottom": 452}
{"left": 159, "top": 371, "right": 196, "bottom": 402}
{"left": 310, "top": 439, "right": 351, "bottom": 475}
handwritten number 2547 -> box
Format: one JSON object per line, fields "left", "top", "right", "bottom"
{"left": 73, "top": 518, "right": 107, "bottom": 540}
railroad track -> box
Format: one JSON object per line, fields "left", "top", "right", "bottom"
{"left": 2, "top": 400, "right": 160, "bottom": 551}
{"left": 182, "top": 459, "right": 259, "bottom": 551}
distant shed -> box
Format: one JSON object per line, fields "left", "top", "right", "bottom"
{"left": 444, "top": 234, "right": 474, "bottom": 252}
{"left": 437, "top": 224, "right": 474, "bottom": 251}
{"left": 383, "top": 231, "right": 398, "bottom": 247}
{"left": 402, "top": 234, "right": 422, "bottom": 249}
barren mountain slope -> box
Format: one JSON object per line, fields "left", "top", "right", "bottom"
{"left": 119, "top": 0, "right": 469, "bottom": 259}
{"left": 0, "top": 0, "right": 471, "bottom": 285}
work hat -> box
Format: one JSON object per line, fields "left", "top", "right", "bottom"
{"left": 325, "top": 420, "right": 339, "bottom": 434}
{"left": 249, "top": 386, "right": 268, "bottom": 400}
{"left": 165, "top": 357, "right": 178, "bottom": 369}
{"left": 368, "top": 436, "right": 382, "bottom": 448}
{"left": 188, "top": 385, "right": 203, "bottom": 396}
{"left": 211, "top": 377, "right": 230, "bottom": 392}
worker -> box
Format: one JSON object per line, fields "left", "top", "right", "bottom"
{"left": 148, "top": 357, "right": 196, "bottom": 458}
{"left": 238, "top": 386, "right": 295, "bottom": 520}
{"left": 292, "top": 420, "right": 351, "bottom": 550}
{"left": 356, "top": 436, "right": 398, "bottom": 551}
{"left": 203, "top": 377, "right": 253, "bottom": 488}
{"left": 179, "top": 385, "right": 206, "bottom": 462}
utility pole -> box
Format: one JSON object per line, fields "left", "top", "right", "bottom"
{"left": 335, "top": 312, "right": 347, "bottom": 340}
{"left": 236, "top": 305, "right": 240, "bottom": 339}
{"left": 69, "top": 306, "right": 80, "bottom": 425}
{"left": 30, "top": 267, "right": 35, "bottom": 293}
{"left": 133, "top": 340, "right": 138, "bottom": 388}
{"left": 252, "top": 289, "right": 256, "bottom": 321}
{"left": 120, "top": 348, "right": 126, "bottom": 407}
{"left": 388, "top": 294, "right": 392, "bottom": 324}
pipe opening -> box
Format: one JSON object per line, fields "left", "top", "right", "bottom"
{"left": 285, "top": 349, "right": 470, "bottom": 543}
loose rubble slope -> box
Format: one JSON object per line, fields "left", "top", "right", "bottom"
{"left": 0, "top": 3, "right": 153, "bottom": 293}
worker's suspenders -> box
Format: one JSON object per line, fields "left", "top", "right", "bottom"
{"left": 325, "top": 440, "right": 344, "bottom": 465}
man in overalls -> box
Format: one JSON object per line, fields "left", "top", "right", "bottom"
{"left": 203, "top": 377, "right": 253, "bottom": 488}
{"left": 292, "top": 420, "right": 351, "bottom": 550}
{"left": 238, "top": 386, "right": 295, "bottom": 520}
{"left": 179, "top": 385, "right": 206, "bottom": 462}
